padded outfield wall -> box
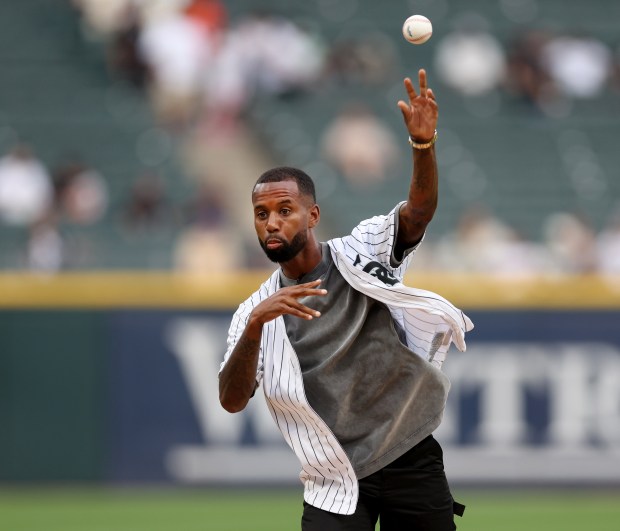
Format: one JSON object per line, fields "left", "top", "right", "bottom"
{"left": 1, "top": 273, "right": 619, "bottom": 486}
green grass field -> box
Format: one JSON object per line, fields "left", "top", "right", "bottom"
{"left": 1, "top": 487, "right": 618, "bottom": 530}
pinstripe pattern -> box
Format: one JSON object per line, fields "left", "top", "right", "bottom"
{"left": 221, "top": 202, "right": 473, "bottom": 515}
{"left": 223, "top": 270, "right": 359, "bottom": 514}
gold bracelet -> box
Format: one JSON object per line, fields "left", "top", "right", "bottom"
{"left": 408, "top": 129, "right": 438, "bottom": 150}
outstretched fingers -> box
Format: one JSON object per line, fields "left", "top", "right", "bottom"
{"left": 398, "top": 77, "right": 416, "bottom": 119}
{"left": 398, "top": 70, "right": 437, "bottom": 123}
{"left": 418, "top": 68, "right": 428, "bottom": 98}
{"left": 287, "top": 279, "right": 327, "bottom": 320}
{"left": 404, "top": 77, "right": 417, "bottom": 102}
{"left": 397, "top": 99, "right": 411, "bottom": 120}
{"left": 402, "top": 70, "right": 433, "bottom": 103}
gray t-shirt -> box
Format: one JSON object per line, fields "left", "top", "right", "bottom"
{"left": 281, "top": 242, "right": 433, "bottom": 478}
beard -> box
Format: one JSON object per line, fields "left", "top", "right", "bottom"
{"left": 259, "top": 231, "right": 308, "bottom": 263}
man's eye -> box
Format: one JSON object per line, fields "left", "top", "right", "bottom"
{"left": 257, "top": 212, "right": 267, "bottom": 219}
{"left": 281, "top": 208, "right": 291, "bottom": 215}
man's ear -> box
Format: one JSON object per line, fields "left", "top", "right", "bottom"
{"left": 308, "top": 204, "right": 320, "bottom": 228}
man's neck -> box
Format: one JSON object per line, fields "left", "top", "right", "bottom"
{"left": 280, "top": 241, "right": 323, "bottom": 281}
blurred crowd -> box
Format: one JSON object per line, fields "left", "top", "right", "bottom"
{"left": 77, "top": 1, "right": 620, "bottom": 123}
{"left": 2, "top": 137, "right": 619, "bottom": 275}
{"left": 1, "top": 0, "right": 619, "bottom": 274}
{"left": 75, "top": 0, "right": 327, "bottom": 131}
{"left": 433, "top": 12, "right": 619, "bottom": 117}
{"left": 413, "top": 205, "right": 620, "bottom": 276}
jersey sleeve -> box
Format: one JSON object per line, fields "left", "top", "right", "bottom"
{"left": 348, "top": 201, "right": 423, "bottom": 280}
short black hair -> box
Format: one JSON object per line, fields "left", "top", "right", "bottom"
{"left": 254, "top": 166, "right": 316, "bottom": 203}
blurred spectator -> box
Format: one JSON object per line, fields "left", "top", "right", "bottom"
{"left": 0, "top": 144, "right": 53, "bottom": 226}
{"left": 325, "top": 32, "right": 398, "bottom": 86}
{"left": 174, "top": 225, "right": 245, "bottom": 272}
{"left": 53, "top": 159, "right": 108, "bottom": 225}
{"left": 182, "top": 184, "right": 227, "bottom": 227}
{"left": 434, "top": 206, "right": 551, "bottom": 275}
{"left": 543, "top": 212, "right": 598, "bottom": 273}
{"left": 106, "top": 4, "right": 150, "bottom": 89}
{"left": 27, "top": 216, "right": 64, "bottom": 272}
{"left": 245, "top": 13, "right": 325, "bottom": 98}
{"left": 596, "top": 208, "right": 620, "bottom": 274}
{"left": 72, "top": 0, "right": 135, "bottom": 35}
{"left": 199, "top": 12, "right": 325, "bottom": 133}
{"left": 434, "top": 15, "right": 507, "bottom": 96}
{"left": 505, "top": 29, "right": 555, "bottom": 110}
{"left": 542, "top": 34, "right": 612, "bottom": 98}
{"left": 138, "top": 7, "right": 213, "bottom": 128}
{"left": 122, "top": 172, "right": 171, "bottom": 231}
{"left": 199, "top": 28, "right": 251, "bottom": 134}
{"left": 184, "top": 0, "right": 227, "bottom": 39}
{"left": 321, "top": 102, "right": 399, "bottom": 188}
{"left": 173, "top": 185, "right": 245, "bottom": 272}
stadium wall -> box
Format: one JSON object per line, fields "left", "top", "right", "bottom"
{"left": 1, "top": 273, "right": 619, "bottom": 486}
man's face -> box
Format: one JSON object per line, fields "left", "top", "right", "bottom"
{"left": 252, "top": 180, "right": 318, "bottom": 263}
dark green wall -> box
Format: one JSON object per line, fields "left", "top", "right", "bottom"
{"left": 0, "top": 311, "right": 105, "bottom": 481}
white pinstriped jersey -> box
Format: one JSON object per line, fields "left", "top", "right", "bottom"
{"left": 221, "top": 202, "right": 473, "bottom": 515}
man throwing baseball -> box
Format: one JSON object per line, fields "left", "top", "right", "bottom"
{"left": 219, "top": 69, "right": 473, "bottom": 530}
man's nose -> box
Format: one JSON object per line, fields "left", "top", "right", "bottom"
{"left": 266, "top": 212, "right": 279, "bottom": 231}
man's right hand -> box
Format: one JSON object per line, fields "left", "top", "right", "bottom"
{"left": 248, "top": 279, "right": 327, "bottom": 327}
{"left": 219, "top": 279, "right": 327, "bottom": 413}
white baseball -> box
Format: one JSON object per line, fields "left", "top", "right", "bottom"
{"left": 402, "top": 15, "right": 433, "bottom": 45}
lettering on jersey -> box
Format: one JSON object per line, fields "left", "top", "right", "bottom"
{"left": 428, "top": 333, "right": 445, "bottom": 364}
{"left": 353, "top": 254, "right": 398, "bottom": 286}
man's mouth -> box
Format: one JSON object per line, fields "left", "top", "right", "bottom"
{"left": 265, "top": 238, "right": 284, "bottom": 249}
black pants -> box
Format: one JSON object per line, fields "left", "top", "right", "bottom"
{"left": 301, "top": 436, "right": 462, "bottom": 531}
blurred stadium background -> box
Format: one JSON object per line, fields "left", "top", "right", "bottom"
{"left": 1, "top": 0, "right": 619, "bottom": 529}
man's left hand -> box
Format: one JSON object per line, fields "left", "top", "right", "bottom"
{"left": 397, "top": 69, "right": 438, "bottom": 143}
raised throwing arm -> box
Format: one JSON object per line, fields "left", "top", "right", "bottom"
{"left": 394, "top": 68, "right": 439, "bottom": 258}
